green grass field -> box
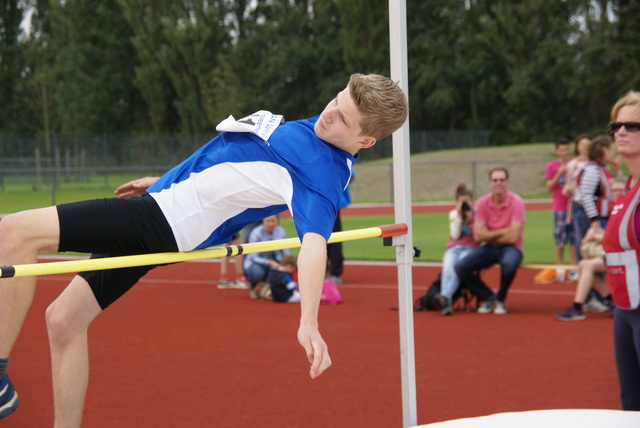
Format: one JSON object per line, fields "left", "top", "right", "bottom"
{"left": 279, "top": 211, "right": 561, "bottom": 264}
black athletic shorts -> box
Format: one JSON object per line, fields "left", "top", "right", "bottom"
{"left": 56, "top": 194, "right": 178, "bottom": 309}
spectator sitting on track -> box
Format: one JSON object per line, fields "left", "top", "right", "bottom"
{"left": 243, "top": 215, "right": 290, "bottom": 299}
{"left": 454, "top": 167, "right": 525, "bottom": 315}
{"left": 435, "top": 183, "right": 480, "bottom": 316}
{"left": 267, "top": 255, "right": 300, "bottom": 303}
{"left": 556, "top": 176, "right": 625, "bottom": 321}
{"left": 0, "top": 73, "right": 408, "bottom": 425}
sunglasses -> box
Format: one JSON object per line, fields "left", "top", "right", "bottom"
{"left": 610, "top": 122, "right": 640, "bottom": 133}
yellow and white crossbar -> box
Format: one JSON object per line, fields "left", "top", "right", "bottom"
{"left": 0, "top": 223, "right": 408, "bottom": 279}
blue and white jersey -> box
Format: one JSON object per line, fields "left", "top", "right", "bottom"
{"left": 147, "top": 116, "right": 356, "bottom": 251}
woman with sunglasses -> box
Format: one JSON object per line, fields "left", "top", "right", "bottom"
{"left": 602, "top": 91, "right": 640, "bottom": 410}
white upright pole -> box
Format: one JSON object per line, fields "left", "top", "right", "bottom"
{"left": 388, "top": 0, "right": 417, "bottom": 427}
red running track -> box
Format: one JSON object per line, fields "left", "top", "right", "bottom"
{"left": 5, "top": 258, "right": 619, "bottom": 428}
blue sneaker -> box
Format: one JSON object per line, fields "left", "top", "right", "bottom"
{"left": 555, "top": 305, "right": 586, "bottom": 321}
{"left": 0, "top": 374, "right": 19, "bottom": 419}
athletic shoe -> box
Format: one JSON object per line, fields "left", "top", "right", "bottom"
{"left": 259, "top": 284, "right": 273, "bottom": 300}
{"left": 583, "top": 298, "right": 609, "bottom": 313}
{"left": 0, "top": 374, "right": 19, "bottom": 420}
{"left": 493, "top": 301, "right": 508, "bottom": 315}
{"left": 568, "top": 270, "right": 580, "bottom": 282}
{"left": 249, "top": 286, "right": 260, "bottom": 299}
{"left": 441, "top": 305, "right": 453, "bottom": 316}
{"left": 435, "top": 295, "right": 448, "bottom": 310}
{"left": 533, "top": 269, "right": 556, "bottom": 284}
{"left": 555, "top": 306, "right": 586, "bottom": 321}
{"left": 217, "top": 279, "right": 236, "bottom": 289}
{"left": 234, "top": 278, "right": 250, "bottom": 289}
{"left": 477, "top": 300, "right": 494, "bottom": 314}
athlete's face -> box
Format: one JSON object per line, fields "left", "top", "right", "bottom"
{"left": 314, "top": 86, "right": 375, "bottom": 154}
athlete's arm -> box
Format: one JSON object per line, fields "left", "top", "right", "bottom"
{"left": 296, "top": 232, "right": 332, "bottom": 379}
{"left": 114, "top": 176, "right": 160, "bottom": 198}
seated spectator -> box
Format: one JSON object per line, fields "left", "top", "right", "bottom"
{"left": 435, "top": 183, "right": 480, "bottom": 316}
{"left": 267, "top": 255, "right": 300, "bottom": 303}
{"left": 217, "top": 233, "right": 250, "bottom": 289}
{"left": 243, "top": 215, "right": 290, "bottom": 298}
{"left": 454, "top": 167, "right": 525, "bottom": 315}
{"left": 555, "top": 177, "right": 626, "bottom": 321}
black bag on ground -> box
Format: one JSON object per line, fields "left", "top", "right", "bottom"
{"left": 414, "top": 273, "right": 475, "bottom": 312}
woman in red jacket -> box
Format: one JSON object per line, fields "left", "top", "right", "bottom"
{"left": 602, "top": 90, "right": 640, "bottom": 410}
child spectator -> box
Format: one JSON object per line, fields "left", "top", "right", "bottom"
{"left": 538, "top": 137, "right": 577, "bottom": 283}
{"left": 267, "top": 255, "right": 300, "bottom": 303}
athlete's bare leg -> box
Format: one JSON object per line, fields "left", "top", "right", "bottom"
{"left": 47, "top": 276, "right": 102, "bottom": 428}
{"left": 0, "top": 207, "right": 60, "bottom": 359}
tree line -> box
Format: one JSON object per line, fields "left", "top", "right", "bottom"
{"left": 2, "top": 0, "right": 639, "bottom": 146}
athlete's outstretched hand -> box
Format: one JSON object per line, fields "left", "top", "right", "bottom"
{"left": 298, "top": 322, "right": 332, "bottom": 379}
{"left": 114, "top": 176, "right": 159, "bottom": 198}
{"left": 296, "top": 233, "right": 332, "bottom": 378}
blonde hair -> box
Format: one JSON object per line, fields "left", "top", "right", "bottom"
{"left": 348, "top": 73, "right": 408, "bottom": 140}
{"left": 611, "top": 91, "right": 640, "bottom": 121}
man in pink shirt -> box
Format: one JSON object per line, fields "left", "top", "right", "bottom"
{"left": 455, "top": 167, "right": 525, "bottom": 314}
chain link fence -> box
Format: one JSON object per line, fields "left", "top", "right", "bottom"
{"left": 1, "top": 130, "right": 550, "bottom": 204}
{"left": 351, "top": 158, "right": 551, "bottom": 203}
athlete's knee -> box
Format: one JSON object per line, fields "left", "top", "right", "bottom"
{"left": 0, "top": 213, "right": 31, "bottom": 250}
{"left": 0, "top": 209, "right": 58, "bottom": 256}
{"left": 46, "top": 300, "right": 79, "bottom": 345}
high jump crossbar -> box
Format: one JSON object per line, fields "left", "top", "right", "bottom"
{"left": 0, "top": 223, "right": 408, "bottom": 279}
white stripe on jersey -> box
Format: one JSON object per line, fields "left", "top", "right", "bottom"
{"left": 150, "top": 161, "right": 293, "bottom": 251}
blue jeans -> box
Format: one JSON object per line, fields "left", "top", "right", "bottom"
{"left": 454, "top": 244, "right": 523, "bottom": 302}
{"left": 441, "top": 245, "right": 475, "bottom": 304}
{"left": 244, "top": 263, "right": 269, "bottom": 285}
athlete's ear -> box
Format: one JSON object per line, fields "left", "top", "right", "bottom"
{"left": 356, "top": 136, "right": 377, "bottom": 150}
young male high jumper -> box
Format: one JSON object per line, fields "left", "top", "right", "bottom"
{"left": 0, "top": 73, "right": 408, "bottom": 426}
